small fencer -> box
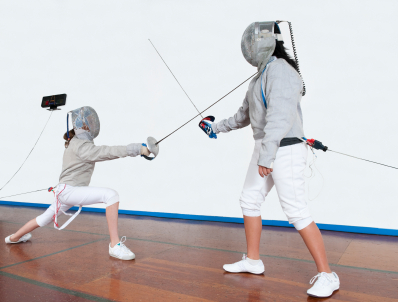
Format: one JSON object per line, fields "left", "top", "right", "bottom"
{"left": 199, "top": 22, "right": 339, "bottom": 298}
{"left": 5, "top": 106, "right": 155, "bottom": 261}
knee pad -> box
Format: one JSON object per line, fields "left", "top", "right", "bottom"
{"left": 104, "top": 189, "right": 119, "bottom": 207}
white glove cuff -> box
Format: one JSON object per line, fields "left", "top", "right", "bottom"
{"left": 126, "top": 143, "right": 142, "bottom": 157}
{"left": 211, "top": 123, "right": 220, "bottom": 134}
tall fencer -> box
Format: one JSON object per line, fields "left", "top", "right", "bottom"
{"left": 5, "top": 106, "right": 157, "bottom": 261}
{"left": 199, "top": 21, "right": 340, "bottom": 298}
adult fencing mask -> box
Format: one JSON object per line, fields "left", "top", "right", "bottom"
{"left": 241, "top": 22, "right": 283, "bottom": 71}
{"left": 240, "top": 21, "right": 306, "bottom": 95}
{"left": 67, "top": 106, "right": 100, "bottom": 141}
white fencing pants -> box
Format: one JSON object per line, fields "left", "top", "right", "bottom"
{"left": 240, "top": 140, "right": 313, "bottom": 230}
{"left": 36, "top": 185, "right": 119, "bottom": 228}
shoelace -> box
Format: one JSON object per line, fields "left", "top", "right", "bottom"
{"left": 116, "top": 236, "right": 132, "bottom": 255}
{"left": 309, "top": 272, "right": 333, "bottom": 286}
{"left": 242, "top": 254, "right": 247, "bottom": 261}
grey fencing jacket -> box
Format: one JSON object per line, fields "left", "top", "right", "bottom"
{"left": 59, "top": 138, "right": 141, "bottom": 187}
{"left": 212, "top": 58, "right": 304, "bottom": 168}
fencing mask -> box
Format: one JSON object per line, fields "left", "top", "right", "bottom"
{"left": 67, "top": 106, "right": 100, "bottom": 141}
{"left": 241, "top": 22, "right": 283, "bottom": 72}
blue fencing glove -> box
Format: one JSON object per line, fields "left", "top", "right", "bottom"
{"left": 198, "top": 116, "right": 217, "bottom": 139}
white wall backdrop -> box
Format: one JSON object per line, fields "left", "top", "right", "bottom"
{"left": 1, "top": 0, "right": 397, "bottom": 230}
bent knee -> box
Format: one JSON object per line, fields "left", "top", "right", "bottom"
{"left": 36, "top": 214, "right": 53, "bottom": 227}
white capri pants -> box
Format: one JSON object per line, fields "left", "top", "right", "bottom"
{"left": 36, "top": 184, "right": 119, "bottom": 227}
{"left": 240, "top": 140, "right": 313, "bottom": 230}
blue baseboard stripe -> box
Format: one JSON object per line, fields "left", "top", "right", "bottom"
{"left": 1, "top": 200, "right": 397, "bottom": 236}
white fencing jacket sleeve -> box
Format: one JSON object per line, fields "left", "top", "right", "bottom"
{"left": 211, "top": 91, "right": 251, "bottom": 133}
{"left": 59, "top": 139, "right": 143, "bottom": 187}
{"left": 258, "top": 62, "right": 302, "bottom": 168}
{"left": 77, "top": 142, "right": 130, "bottom": 163}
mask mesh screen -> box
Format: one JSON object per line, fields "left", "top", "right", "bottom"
{"left": 71, "top": 106, "right": 100, "bottom": 139}
{"left": 241, "top": 22, "right": 255, "bottom": 65}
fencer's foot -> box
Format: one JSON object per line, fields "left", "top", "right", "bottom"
{"left": 223, "top": 254, "right": 264, "bottom": 274}
{"left": 307, "top": 272, "right": 340, "bottom": 297}
{"left": 5, "top": 233, "right": 32, "bottom": 244}
{"left": 109, "top": 236, "right": 135, "bottom": 260}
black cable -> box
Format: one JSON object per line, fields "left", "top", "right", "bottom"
{"left": 148, "top": 39, "right": 203, "bottom": 118}
{"left": 0, "top": 188, "right": 48, "bottom": 200}
{"left": 156, "top": 72, "right": 258, "bottom": 145}
{"left": 328, "top": 150, "right": 398, "bottom": 170}
{"left": 0, "top": 111, "right": 53, "bottom": 191}
{"left": 277, "top": 20, "right": 306, "bottom": 96}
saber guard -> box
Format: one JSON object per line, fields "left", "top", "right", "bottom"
{"left": 142, "top": 136, "right": 159, "bottom": 161}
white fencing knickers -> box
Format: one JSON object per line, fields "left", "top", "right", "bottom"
{"left": 36, "top": 185, "right": 119, "bottom": 229}
{"left": 240, "top": 140, "right": 313, "bottom": 230}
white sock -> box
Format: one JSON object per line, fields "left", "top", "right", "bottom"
{"left": 320, "top": 272, "right": 336, "bottom": 279}
{"left": 246, "top": 257, "right": 262, "bottom": 266}
{"left": 327, "top": 272, "right": 336, "bottom": 279}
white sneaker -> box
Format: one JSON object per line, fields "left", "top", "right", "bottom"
{"left": 5, "top": 233, "right": 32, "bottom": 244}
{"left": 223, "top": 254, "right": 265, "bottom": 274}
{"left": 109, "top": 236, "right": 135, "bottom": 260}
{"left": 307, "top": 272, "right": 340, "bottom": 297}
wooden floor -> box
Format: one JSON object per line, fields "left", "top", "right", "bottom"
{"left": 0, "top": 205, "right": 397, "bottom": 301}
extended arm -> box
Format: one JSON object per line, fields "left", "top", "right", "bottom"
{"left": 77, "top": 142, "right": 144, "bottom": 163}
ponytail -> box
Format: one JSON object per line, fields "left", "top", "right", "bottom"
{"left": 272, "top": 40, "right": 298, "bottom": 72}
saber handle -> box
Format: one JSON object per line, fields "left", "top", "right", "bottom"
{"left": 142, "top": 137, "right": 159, "bottom": 161}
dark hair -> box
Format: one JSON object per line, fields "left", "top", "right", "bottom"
{"left": 272, "top": 40, "right": 298, "bottom": 72}
{"left": 63, "top": 129, "right": 75, "bottom": 148}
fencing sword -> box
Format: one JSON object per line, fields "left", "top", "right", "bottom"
{"left": 143, "top": 39, "right": 257, "bottom": 160}
{"left": 148, "top": 39, "right": 203, "bottom": 119}
{"left": 142, "top": 72, "right": 258, "bottom": 160}
{"left": 145, "top": 91, "right": 398, "bottom": 170}
{"left": 145, "top": 41, "right": 398, "bottom": 170}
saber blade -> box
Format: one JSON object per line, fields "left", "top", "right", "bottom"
{"left": 148, "top": 39, "right": 203, "bottom": 118}
{"left": 155, "top": 72, "right": 258, "bottom": 145}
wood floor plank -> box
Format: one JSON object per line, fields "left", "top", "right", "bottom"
{"left": 0, "top": 273, "right": 92, "bottom": 302}
{"left": 136, "top": 258, "right": 398, "bottom": 302}
{"left": 77, "top": 277, "right": 214, "bottom": 302}
{"left": 1, "top": 205, "right": 397, "bottom": 302}
{"left": 337, "top": 236, "right": 398, "bottom": 272}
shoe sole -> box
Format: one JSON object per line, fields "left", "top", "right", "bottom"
{"left": 5, "top": 235, "right": 31, "bottom": 244}
{"left": 223, "top": 268, "right": 264, "bottom": 274}
{"left": 109, "top": 254, "right": 135, "bottom": 261}
{"left": 307, "top": 287, "right": 339, "bottom": 298}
